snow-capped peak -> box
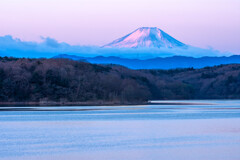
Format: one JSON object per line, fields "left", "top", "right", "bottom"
{"left": 103, "top": 27, "right": 187, "bottom": 48}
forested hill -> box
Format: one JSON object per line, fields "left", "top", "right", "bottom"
{"left": 0, "top": 57, "right": 240, "bottom": 104}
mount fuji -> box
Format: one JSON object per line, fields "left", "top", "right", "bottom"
{"left": 103, "top": 27, "right": 187, "bottom": 49}
{"left": 0, "top": 27, "right": 234, "bottom": 60}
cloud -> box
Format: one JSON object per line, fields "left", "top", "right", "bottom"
{"left": 0, "top": 35, "right": 236, "bottom": 59}
{"left": 41, "top": 37, "right": 61, "bottom": 48}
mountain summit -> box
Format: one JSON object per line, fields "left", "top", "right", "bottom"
{"left": 103, "top": 27, "right": 187, "bottom": 48}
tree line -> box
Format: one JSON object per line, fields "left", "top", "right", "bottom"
{"left": 0, "top": 57, "right": 239, "bottom": 104}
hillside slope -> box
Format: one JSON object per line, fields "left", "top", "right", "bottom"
{"left": 0, "top": 57, "right": 240, "bottom": 104}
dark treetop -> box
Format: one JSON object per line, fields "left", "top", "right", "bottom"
{"left": 0, "top": 57, "right": 240, "bottom": 104}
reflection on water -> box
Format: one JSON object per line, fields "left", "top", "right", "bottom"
{"left": 0, "top": 100, "right": 240, "bottom": 160}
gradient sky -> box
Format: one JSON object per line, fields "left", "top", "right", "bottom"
{"left": 0, "top": 0, "right": 240, "bottom": 53}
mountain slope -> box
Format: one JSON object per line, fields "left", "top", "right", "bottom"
{"left": 103, "top": 27, "right": 187, "bottom": 48}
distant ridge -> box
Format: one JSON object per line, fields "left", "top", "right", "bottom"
{"left": 53, "top": 54, "right": 240, "bottom": 69}
{"left": 103, "top": 27, "right": 187, "bottom": 48}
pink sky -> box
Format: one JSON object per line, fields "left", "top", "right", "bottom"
{"left": 0, "top": 0, "right": 240, "bottom": 53}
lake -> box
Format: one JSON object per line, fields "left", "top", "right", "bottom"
{"left": 0, "top": 100, "right": 240, "bottom": 160}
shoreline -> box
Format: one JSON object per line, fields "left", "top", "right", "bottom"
{"left": 0, "top": 100, "right": 216, "bottom": 107}
{"left": 0, "top": 101, "right": 148, "bottom": 107}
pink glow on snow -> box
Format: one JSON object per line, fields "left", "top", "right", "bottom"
{"left": 104, "top": 27, "right": 186, "bottom": 48}
{"left": 124, "top": 30, "right": 149, "bottom": 42}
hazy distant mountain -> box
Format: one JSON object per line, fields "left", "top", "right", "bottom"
{"left": 0, "top": 30, "right": 235, "bottom": 59}
{"left": 53, "top": 54, "right": 240, "bottom": 69}
{"left": 103, "top": 27, "right": 187, "bottom": 48}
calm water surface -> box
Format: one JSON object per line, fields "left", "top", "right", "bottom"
{"left": 0, "top": 100, "right": 240, "bottom": 160}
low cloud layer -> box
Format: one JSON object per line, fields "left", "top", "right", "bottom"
{"left": 0, "top": 35, "right": 235, "bottom": 59}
